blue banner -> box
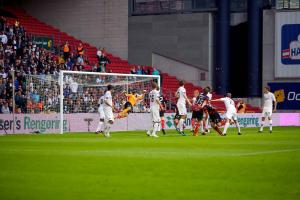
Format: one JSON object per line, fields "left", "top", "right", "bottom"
{"left": 281, "top": 24, "right": 300, "bottom": 65}
{"left": 268, "top": 82, "right": 300, "bottom": 110}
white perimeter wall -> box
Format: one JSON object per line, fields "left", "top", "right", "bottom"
{"left": 1, "top": 113, "right": 299, "bottom": 134}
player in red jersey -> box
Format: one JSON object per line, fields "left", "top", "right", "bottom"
{"left": 202, "top": 105, "right": 223, "bottom": 136}
{"left": 192, "top": 88, "right": 209, "bottom": 136}
{"left": 157, "top": 86, "right": 167, "bottom": 135}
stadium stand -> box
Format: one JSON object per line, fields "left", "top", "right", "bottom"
{"left": 1, "top": 7, "right": 261, "bottom": 113}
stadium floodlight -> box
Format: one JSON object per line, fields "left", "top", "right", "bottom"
{"left": 58, "top": 70, "right": 160, "bottom": 134}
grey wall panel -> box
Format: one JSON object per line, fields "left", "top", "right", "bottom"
{"left": 128, "top": 13, "right": 210, "bottom": 69}
{"left": 17, "top": 0, "right": 128, "bottom": 59}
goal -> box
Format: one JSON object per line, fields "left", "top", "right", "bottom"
{"left": 58, "top": 70, "right": 160, "bottom": 134}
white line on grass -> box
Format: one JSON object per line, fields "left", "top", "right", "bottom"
{"left": 231, "top": 148, "right": 300, "bottom": 157}
{"left": 2, "top": 148, "right": 300, "bottom": 158}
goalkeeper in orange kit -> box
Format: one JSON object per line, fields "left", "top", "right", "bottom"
{"left": 116, "top": 90, "right": 146, "bottom": 119}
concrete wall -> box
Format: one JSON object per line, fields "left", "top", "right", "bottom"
{"left": 152, "top": 53, "right": 210, "bottom": 87}
{"left": 15, "top": 0, "right": 128, "bottom": 59}
{"left": 262, "top": 9, "right": 300, "bottom": 87}
{"left": 128, "top": 13, "right": 211, "bottom": 70}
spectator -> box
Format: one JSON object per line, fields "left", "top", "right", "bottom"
{"left": 237, "top": 99, "right": 246, "bottom": 113}
{"left": 77, "top": 55, "right": 84, "bottom": 65}
{"left": 0, "top": 78, "right": 5, "bottom": 95}
{"left": 96, "top": 47, "right": 102, "bottom": 59}
{"left": 0, "top": 31, "right": 7, "bottom": 45}
{"left": 98, "top": 51, "right": 110, "bottom": 68}
{"left": 142, "top": 66, "right": 150, "bottom": 75}
{"left": 136, "top": 66, "right": 142, "bottom": 75}
{"left": 35, "top": 100, "right": 43, "bottom": 113}
{"left": 0, "top": 16, "right": 6, "bottom": 31}
{"left": 96, "top": 75, "right": 104, "bottom": 84}
{"left": 15, "top": 106, "right": 22, "bottom": 114}
{"left": 77, "top": 43, "right": 84, "bottom": 57}
{"left": 152, "top": 67, "right": 160, "bottom": 75}
{"left": 62, "top": 41, "right": 70, "bottom": 60}
{"left": 14, "top": 20, "right": 20, "bottom": 28}
{"left": 100, "top": 64, "right": 106, "bottom": 72}
{"left": 0, "top": 98, "right": 3, "bottom": 113}
{"left": 1, "top": 102, "right": 10, "bottom": 114}
{"left": 69, "top": 78, "right": 79, "bottom": 93}
{"left": 27, "top": 99, "right": 34, "bottom": 113}
{"left": 130, "top": 66, "right": 136, "bottom": 74}
{"left": 65, "top": 58, "right": 73, "bottom": 70}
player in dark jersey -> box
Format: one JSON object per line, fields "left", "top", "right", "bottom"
{"left": 158, "top": 91, "right": 167, "bottom": 135}
{"left": 203, "top": 105, "right": 223, "bottom": 136}
{"left": 174, "top": 105, "right": 181, "bottom": 129}
{"left": 192, "top": 88, "right": 209, "bottom": 136}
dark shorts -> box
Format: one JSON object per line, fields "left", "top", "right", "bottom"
{"left": 192, "top": 110, "right": 203, "bottom": 121}
{"left": 124, "top": 102, "right": 133, "bottom": 112}
{"left": 159, "top": 110, "right": 165, "bottom": 117}
{"left": 174, "top": 114, "right": 181, "bottom": 121}
{"left": 209, "top": 112, "right": 222, "bottom": 124}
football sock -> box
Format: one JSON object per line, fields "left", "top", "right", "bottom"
{"left": 269, "top": 120, "right": 272, "bottom": 131}
{"left": 213, "top": 125, "right": 223, "bottom": 135}
{"left": 161, "top": 119, "right": 165, "bottom": 129}
{"left": 104, "top": 123, "right": 111, "bottom": 133}
{"left": 194, "top": 123, "right": 200, "bottom": 135}
{"left": 235, "top": 121, "right": 241, "bottom": 133}
{"left": 260, "top": 121, "right": 265, "bottom": 131}
{"left": 153, "top": 122, "right": 160, "bottom": 135}
{"left": 223, "top": 122, "right": 230, "bottom": 134}
{"left": 191, "top": 119, "right": 195, "bottom": 130}
{"left": 96, "top": 121, "right": 104, "bottom": 132}
{"left": 179, "top": 118, "right": 185, "bottom": 131}
{"left": 202, "top": 120, "right": 206, "bottom": 131}
{"left": 200, "top": 121, "right": 204, "bottom": 132}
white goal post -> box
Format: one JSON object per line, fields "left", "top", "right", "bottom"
{"left": 59, "top": 70, "right": 160, "bottom": 134}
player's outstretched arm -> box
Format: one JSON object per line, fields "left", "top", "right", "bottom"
{"left": 184, "top": 94, "right": 192, "bottom": 106}
{"left": 273, "top": 101, "right": 277, "bottom": 112}
{"left": 211, "top": 98, "right": 222, "bottom": 102}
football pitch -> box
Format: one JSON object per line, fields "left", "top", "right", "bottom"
{"left": 0, "top": 127, "right": 299, "bottom": 200}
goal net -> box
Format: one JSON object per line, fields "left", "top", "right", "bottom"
{"left": 58, "top": 71, "right": 160, "bottom": 134}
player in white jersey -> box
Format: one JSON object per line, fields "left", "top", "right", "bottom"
{"left": 176, "top": 80, "right": 192, "bottom": 136}
{"left": 147, "top": 82, "right": 162, "bottom": 138}
{"left": 212, "top": 93, "right": 241, "bottom": 136}
{"left": 103, "top": 85, "right": 114, "bottom": 137}
{"left": 259, "top": 86, "right": 277, "bottom": 133}
{"left": 95, "top": 95, "right": 105, "bottom": 134}
{"left": 190, "top": 89, "right": 199, "bottom": 132}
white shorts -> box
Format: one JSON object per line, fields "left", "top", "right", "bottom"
{"left": 262, "top": 108, "right": 272, "bottom": 118}
{"left": 98, "top": 107, "right": 105, "bottom": 119}
{"left": 177, "top": 102, "right": 187, "bottom": 116}
{"left": 150, "top": 108, "right": 161, "bottom": 123}
{"left": 103, "top": 107, "right": 114, "bottom": 122}
{"left": 225, "top": 110, "right": 238, "bottom": 121}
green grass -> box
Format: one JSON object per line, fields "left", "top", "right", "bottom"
{"left": 0, "top": 127, "right": 300, "bottom": 200}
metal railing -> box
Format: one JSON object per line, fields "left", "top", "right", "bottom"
{"left": 130, "top": 0, "right": 217, "bottom": 15}
{"left": 276, "top": 0, "right": 300, "bottom": 9}
{"left": 130, "top": 0, "right": 300, "bottom": 15}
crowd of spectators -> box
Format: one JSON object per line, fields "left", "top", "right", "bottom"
{"left": 0, "top": 17, "right": 90, "bottom": 114}
{"left": 0, "top": 16, "right": 161, "bottom": 115}
{"left": 130, "top": 65, "right": 160, "bottom": 76}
